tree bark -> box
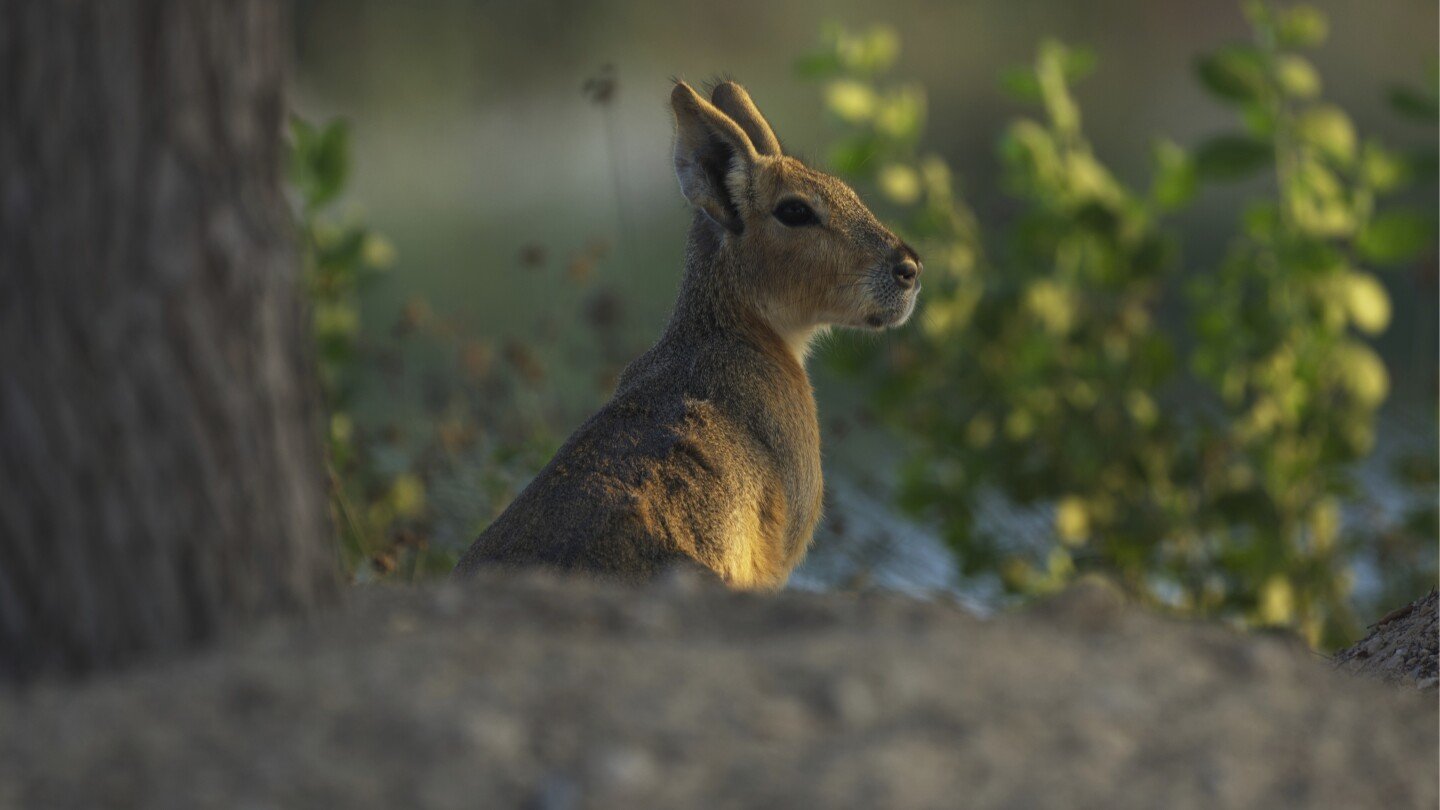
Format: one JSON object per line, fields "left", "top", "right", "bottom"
{"left": 0, "top": 0, "right": 338, "bottom": 682}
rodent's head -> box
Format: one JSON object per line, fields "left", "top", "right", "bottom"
{"left": 671, "top": 81, "right": 921, "bottom": 345}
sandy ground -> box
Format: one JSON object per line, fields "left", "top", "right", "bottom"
{"left": 1, "top": 571, "right": 1435, "bottom": 809}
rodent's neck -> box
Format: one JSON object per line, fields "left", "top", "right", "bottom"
{"left": 667, "top": 215, "right": 819, "bottom": 367}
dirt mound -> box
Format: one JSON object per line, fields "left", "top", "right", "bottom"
{"left": 1335, "top": 590, "right": 1439, "bottom": 690}
{"left": 1, "top": 572, "right": 1435, "bottom": 809}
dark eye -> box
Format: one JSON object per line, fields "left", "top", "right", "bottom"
{"left": 773, "top": 199, "right": 819, "bottom": 227}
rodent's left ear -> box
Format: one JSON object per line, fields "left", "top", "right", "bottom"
{"left": 710, "top": 81, "right": 782, "bottom": 157}
{"left": 671, "top": 81, "right": 758, "bottom": 234}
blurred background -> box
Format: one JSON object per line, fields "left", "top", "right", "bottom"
{"left": 287, "top": 0, "right": 1437, "bottom": 647}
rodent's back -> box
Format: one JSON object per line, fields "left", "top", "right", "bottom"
{"left": 454, "top": 330, "right": 820, "bottom": 588}
{"left": 452, "top": 380, "right": 698, "bottom": 581}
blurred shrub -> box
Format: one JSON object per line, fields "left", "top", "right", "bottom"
{"left": 800, "top": 4, "right": 1436, "bottom": 647}
{"left": 290, "top": 117, "right": 621, "bottom": 582}
{"left": 291, "top": 116, "right": 447, "bottom": 580}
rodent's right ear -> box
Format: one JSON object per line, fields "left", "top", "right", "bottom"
{"left": 671, "top": 81, "right": 758, "bottom": 235}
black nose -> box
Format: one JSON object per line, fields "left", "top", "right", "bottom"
{"left": 892, "top": 257, "right": 921, "bottom": 289}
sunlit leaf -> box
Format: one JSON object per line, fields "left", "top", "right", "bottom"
{"left": 1333, "top": 341, "right": 1390, "bottom": 407}
{"left": 1358, "top": 143, "right": 1412, "bottom": 193}
{"left": 1275, "top": 55, "right": 1321, "bottom": 99}
{"left": 390, "top": 473, "right": 426, "bottom": 519}
{"left": 313, "top": 301, "right": 359, "bottom": 340}
{"left": 1066, "top": 152, "right": 1124, "bottom": 206}
{"left": 875, "top": 86, "right": 926, "bottom": 140}
{"left": 877, "top": 163, "right": 922, "bottom": 205}
{"left": 823, "top": 79, "right": 878, "bottom": 123}
{"left": 999, "top": 120, "right": 1062, "bottom": 189}
{"left": 1259, "top": 576, "right": 1295, "bottom": 625}
{"left": 1286, "top": 159, "right": 1355, "bottom": 236}
{"left": 835, "top": 25, "right": 900, "bottom": 74}
{"left": 1295, "top": 104, "right": 1356, "bottom": 166}
{"left": 1024, "top": 279, "right": 1076, "bottom": 335}
{"left": 1036, "top": 39, "right": 1081, "bottom": 134}
{"left": 1276, "top": 4, "right": 1328, "bottom": 48}
{"left": 1126, "top": 390, "right": 1159, "bottom": 428}
{"left": 1339, "top": 272, "right": 1392, "bottom": 335}
{"left": 330, "top": 413, "right": 354, "bottom": 445}
{"left": 362, "top": 234, "right": 397, "bottom": 269}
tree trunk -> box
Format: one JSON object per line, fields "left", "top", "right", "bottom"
{"left": 0, "top": 0, "right": 338, "bottom": 682}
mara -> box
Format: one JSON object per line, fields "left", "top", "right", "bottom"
{"left": 454, "top": 80, "right": 921, "bottom": 590}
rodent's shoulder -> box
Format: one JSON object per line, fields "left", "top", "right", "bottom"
{"left": 623, "top": 326, "right": 803, "bottom": 394}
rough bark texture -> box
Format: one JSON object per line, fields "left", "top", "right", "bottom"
{"left": 0, "top": 0, "right": 337, "bottom": 681}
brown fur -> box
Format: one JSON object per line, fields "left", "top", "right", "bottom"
{"left": 453, "top": 81, "right": 920, "bottom": 589}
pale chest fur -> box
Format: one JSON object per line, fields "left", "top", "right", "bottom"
{"left": 712, "top": 369, "right": 824, "bottom": 590}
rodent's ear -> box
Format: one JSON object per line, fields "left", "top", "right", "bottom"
{"left": 710, "top": 81, "right": 782, "bottom": 157}
{"left": 671, "top": 81, "right": 758, "bottom": 235}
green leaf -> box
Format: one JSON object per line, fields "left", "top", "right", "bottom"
{"left": 1406, "top": 148, "right": 1439, "bottom": 183}
{"left": 1194, "top": 135, "right": 1273, "bottom": 181}
{"left": 875, "top": 86, "right": 926, "bottom": 141}
{"left": 1062, "top": 46, "right": 1097, "bottom": 83}
{"left": 315, "top": 122, "right": 350, "bottom": 195}
{"left": 1239, "top": 104, "right": 1277, "bottom": 138}
{"left": 999, "top": 120, "right": 1062, "bottom": 190}
{"left": 1336, "top": 271, "right": 1392, "bottom": 335}
{"left": 1355, "top": 210, "right": 1435, "bottom": 264}
{"left": 290, "top": 115, "right": 316, "bottom": 153}
{"left": 287, "top": 116, "right": 315, "bottom": 186}
{"left": 794, "top": 51, "right": 842, "bottom": 79}
{"left": 1242, "top": 201, "right": 1280, "bottom": 239}
{"left": 1150, "top": 140, "right": 1197, "bottom": 211}
{"left": 1286, "top": 159, "right": 1355, "bottom": 237}
{"left": 1275, "top": 55, "right": 1321, "bottom": 99}
{"left": 824, "top": 79, "right": 878, "bottom": 123}
{"left": 1035, "top": 40, "right": 1081, "bottom": 135}
{"left": 1276, "top": 4, "right": 1328, "bottom": 48}
{"left": 999, "top": 68, "right": 1042, "bottom": 102}
{"left": 1240, "top": 0, "right": 1273, "bottom": 32}
{"left": 835, "top": 25, "right": 900, "bottom": 75}
{"left": 1387, "top": 84, "right": 1440, "bottom": 123}
{"left": 877, "top": 163, "right": 922, "bottom": 205}
{"left": 1295, "top": 104, "right": 1357, "bottom": 166}
{"left": 1194, "top": 46, "right": 1267, "bottom": 105}
{"left": 291, "top": 118, "right": 351, "bottom": 210}
{"left": 1001, "top": 47, "right": 1092, "bottom": 102}
{"left": 1358, "top": 143, "right": 1412, "bottom": 193}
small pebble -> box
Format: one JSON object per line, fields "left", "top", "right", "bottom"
{"left": 827, "top": 675, "right": 879, "bottom": 726}
{"left": 590, "top": 745, "right": 659, "bottom": 792}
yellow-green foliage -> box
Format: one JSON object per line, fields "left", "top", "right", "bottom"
{"left": 289, "top": 116, "right": 627, "bottom": 583}
{"left": 291, "top": 116, "right": 446, "bottom": 580}
{"left": 801, "top": 4, "right": 1436, "bottom": 648}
